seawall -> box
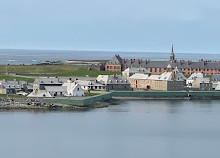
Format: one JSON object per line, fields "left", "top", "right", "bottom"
{"left": 46, "top": 91, "right": 220, "bottom": 107}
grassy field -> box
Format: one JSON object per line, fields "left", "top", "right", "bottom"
{"left": 0, "top": 65, "right": 121, "bottom": 77}
{"left": 0, "top": 75, "right": 35, "bottom": 83}
{"left": 0, "top": 94, "right": 27, "bottom": 98}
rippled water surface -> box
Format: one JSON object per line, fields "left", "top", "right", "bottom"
{"left": 1, "top": 49, "right": 220, "bottom": 65}
{"left": 1, "top": 100, "right": 220, "bottom": 158}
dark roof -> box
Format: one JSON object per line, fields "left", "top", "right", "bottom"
{"left": 106, "top": 54, "right": 123, "bottom": 65}
{"left": 211, "top": 74, "right": 220, "bottom": 81}
{"left": 122, "top": 59, "right": 220, "bottom": 70}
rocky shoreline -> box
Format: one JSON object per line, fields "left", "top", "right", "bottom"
{"left": 0, "top": 98, "right": 117, "bottom": 111}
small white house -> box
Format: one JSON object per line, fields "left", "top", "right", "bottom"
{"left": 63, "top": 80, "right": 84, "bottom": 97}
{"left": 72, "top": 84, "right": 84, "bottom": 97}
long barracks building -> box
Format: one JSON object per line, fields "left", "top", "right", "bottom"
{"left": 105, "top": 46, "right": 220, "bottom": 75}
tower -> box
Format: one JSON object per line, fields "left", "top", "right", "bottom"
{"left": 170, "top": 44, "right": 175, "bottom": 63}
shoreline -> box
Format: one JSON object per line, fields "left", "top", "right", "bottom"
{"left": 0, "top": 94, "right": 220, "bottom": 111}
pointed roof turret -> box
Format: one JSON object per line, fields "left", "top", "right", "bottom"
{"left": 170, "top": 44, "right": 175, "bottom": 62}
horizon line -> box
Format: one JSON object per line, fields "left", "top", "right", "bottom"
{"left": 0, "top": 48, "right": 219, "bottom": 55}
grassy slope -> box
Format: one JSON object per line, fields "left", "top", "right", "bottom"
{"left": 0, "top": 65, "right": 121, "bottom": 77}
{"left": 0, "top": 75, "right": 35, "bottom": 83}
{"left": 0, "top": 94, "right": 27, "bottom": 98}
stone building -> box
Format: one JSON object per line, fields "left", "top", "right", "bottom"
{"left": 96, "top": 75, "right": 131, "bottom": 91}
{"left": 105, "top": 54, "right": 123, "bottom": 72}
{"left": 186, "top": 73, "right": 210, "bottom": 87}
{"left": 105, "top": 46, "right": 220, "bottom": 75}
{"left": 0, "top": 80, "right": 28, "bottom": 94}
{"left": 191, "top": 78, "right": 212, "bottom": 91}
{"left": 128, "top": 68, "right": 186, "bottom": 91}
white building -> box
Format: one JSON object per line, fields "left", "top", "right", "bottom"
{"left": 187, "top": 73, "right": 210, "bottom": 87}
{"left": 73, "top": 80, "right": 106, "bottom": 91}
{"left": 122, "top": 67, "right": 150, "bottom": 78}
{"left": 63, "top": 80, "right": 84, "bottom": 97}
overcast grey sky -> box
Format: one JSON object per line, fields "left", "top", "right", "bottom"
{"left": 0, "top": 0, "right": 220, "bottom": 53}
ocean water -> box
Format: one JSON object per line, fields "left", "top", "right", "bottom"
{"left": 1, "top": 99, "right": 220, "bottom": 158}
{"left": 1, "top": 49, "right": 220, "bottom": 65}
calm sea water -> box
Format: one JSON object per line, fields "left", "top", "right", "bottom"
{"left": 1, "top": 100, "right": 220, "bottom": 158}
{"left": 1, "top": 49, "right": 220, "bottom": 65}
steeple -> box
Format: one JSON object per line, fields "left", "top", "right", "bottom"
{"left": 170, "top": 44, "right": 175, "bottom": 62}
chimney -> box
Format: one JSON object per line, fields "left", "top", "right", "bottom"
{"left": 179, "top": 60, "right": 182, "bottom": 65}
{"left": 172, "top": 71, "right": 175, "bottom": 80}
{"left": 202, "top": 61, "right": 205, "bottom": 67}
{"left": 122, "top": 59, "right": 125, "bottom": 64}
{"left": 187, "top": 60, "right": 190, "bottom": 66}
{"left": 130, "top": 59, "right": 132, "bottom": 63}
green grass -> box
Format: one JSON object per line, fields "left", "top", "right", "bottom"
{"left": 184, "top": 74, "right": 191, "bottom": 78}
{"left": 0, "top": 65, "right": 121, "bottom": 77}
{"left": 84, "top": 92, "right": 101, "bottom": 97}
{"left": 0, "top": 75, "right": 35, "bottom": 83}
{"left": 0, "top": 94, "right": 27, "bottom": 98}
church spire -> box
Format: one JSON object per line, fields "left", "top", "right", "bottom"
{"left": 170, "top": 44, "right": 175, "bottom": 62}
{"left": 171, "top": 44, "right": 174, "bottom": 55}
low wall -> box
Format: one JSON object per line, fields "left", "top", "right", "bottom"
{"left": 47, "top": 91, "right": 220, "bottom": 107}
{"left": 112, "top": 91, "right": 220, "bottom": 98}
{"left": 46, "top": 92, "right": 112, "bottom": 106}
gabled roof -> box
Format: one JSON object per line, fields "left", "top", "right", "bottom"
{"left": 44, "top": 86, "right": 67, "bottom": 92}
{"left": 188, "top": 73, "right": 207, "bottom": 80}
{"left": 215, "top": 82, "right": 220, "bottom": 90}
{"left": 148, "top": 72, "right": 172, "bottom": 81}
{"left": 122, "top": 59, "right": 220, "bottom": 69}
{"left": 28, "top": 90, "right": 52, "bottom": 98}
{"left": 34, "top": 77, "right": 67, "bottom": 84}
{"left": 173, "top": 67, "right": 187, "bottom": 81}
{"left": 123, "top": 67, "right": 150, "bottom": 74}
{"left": 128, "top": 73, "right": 149, "bottom": 80}
{"left": 211, "top": 74, "right": 220, "bottom": 81}
{"left": 189, "top": 73, "right": 210, "bottom": 83}
{"left": 96, "top": 75, "right": 130, "bottom": 85}
{"left": 74, "top": 80, "right": 91, "bottom": 86}
{"left": 72, "top": 84, "right": 83, "bottom": 91}
{"left": 106, "top": 54, "right": 123, "bottom": 65}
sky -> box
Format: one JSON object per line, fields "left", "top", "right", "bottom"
{"left": 0, "top": 0, "right": 220, "bottom": 53}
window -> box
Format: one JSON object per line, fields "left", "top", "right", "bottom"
{"left": 77, "top": 88, "right": 79, "bottom": 91}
